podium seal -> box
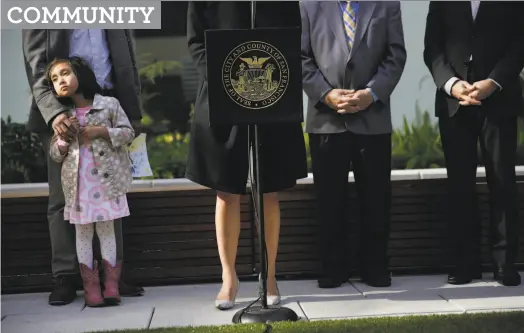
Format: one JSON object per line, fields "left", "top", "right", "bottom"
{"left": 222, "top": 41, "right": 289, "bottom": 110}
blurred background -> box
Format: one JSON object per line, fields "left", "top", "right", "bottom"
{"left": 1, "top": 1, "right": 523, "bottom": 184}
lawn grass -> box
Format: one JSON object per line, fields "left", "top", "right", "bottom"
{"left": 91, "top": 311, "right": 524, "bottom": 333}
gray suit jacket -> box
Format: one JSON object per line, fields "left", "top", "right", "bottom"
{"left": 301, "top": 1, "right": 406, "bottom": 135}
{"left": 22, "top": 29, "right": 143, "bottom": 133}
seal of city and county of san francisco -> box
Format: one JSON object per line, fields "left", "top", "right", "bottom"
{"left": 221, "top": 41, "right": 289, "bottom": 110}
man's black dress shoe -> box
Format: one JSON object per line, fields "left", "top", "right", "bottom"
{"left": 362, "top": 270, "right": 392, "bottom": 287}
{"left": 48, "top": 275, "right": 78, "bottom": 306}
{"left": 494, "top": 266, "right": 521, "bottom": 286}
{"left": 448, "top": 266, "right": 482, "bottom": 285}
{"left": 447, "top": 273, "right": 472, "bottom": 285}
{"left": 119, "top": 279, "right": 145, "bottom": 296}
{"left": 318, "top": 277, "right": 345, "bottom": 289}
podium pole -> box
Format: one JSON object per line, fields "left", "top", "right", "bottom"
{"left": 250, "top": 0, "right": 268, "bottom": 310}
{"left": 232, "top": 1, "right": 299, "bottom": 324}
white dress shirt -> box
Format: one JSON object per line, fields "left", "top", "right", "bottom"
{"left": 69, "top": 29, "right": 114, "bottom": 90}
{"left": 443, "top": 1, "right": 501, "bottom": 95}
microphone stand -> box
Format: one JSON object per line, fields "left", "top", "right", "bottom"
{"left": 232, "top": 1, "right": 299, "bottom": 324}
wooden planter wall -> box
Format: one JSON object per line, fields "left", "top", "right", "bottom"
{"left": 2, "top": 178, "right": 524, "bottom": 294}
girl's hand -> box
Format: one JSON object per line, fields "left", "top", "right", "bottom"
{"left": 79, "top": 126, "right": 108, "bottom": 145}
{"left": 69, "top": 116, "right": 80, "bottom": 133}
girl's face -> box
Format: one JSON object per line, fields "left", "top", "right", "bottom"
{"left": 50, "top": 62, "right": 79, "bottom": 97}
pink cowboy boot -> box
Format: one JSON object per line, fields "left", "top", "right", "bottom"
{"left": 102, "top": 259, "right": 122, "bottom": 305}
{"left": 79, "top": 261, "right": 105, "bottom": 307}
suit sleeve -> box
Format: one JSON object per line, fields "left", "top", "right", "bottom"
{"left": 365, "top": 2, "right": 406, "bottom": 102}
{"left": 187, "top": 1, "right": 209, "bottom": 80}
{"left": 124, "top": 29, "right": 143, "bottom": 120}
{"left": 423, "top": 2, "right": 457, "bottom": 90}
{"left": 488, "top": 3, "right": 524, "bottom": 89}
{"left": 300, "top": 4, "right": 333, "bottom": 107}
{"left": 22, "top": 29, "right": 68, "bottom": 126}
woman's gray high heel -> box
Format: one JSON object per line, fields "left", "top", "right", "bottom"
{"left": 258, "top": 274, "right": 281, "bottom": 306}
{"left": 215, "top": 278, "right": 240, "bottom": 310}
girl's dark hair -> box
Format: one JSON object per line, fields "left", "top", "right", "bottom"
{"left": 46, "top": 57, "right": 102, "bottom": 101}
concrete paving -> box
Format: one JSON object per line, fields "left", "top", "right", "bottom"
{"left": 2, "top": 274, "right": 523, "bottom": 333}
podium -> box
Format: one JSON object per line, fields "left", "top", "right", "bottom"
{"left": 204, "top": 2, "right": 303, "bottom": 325}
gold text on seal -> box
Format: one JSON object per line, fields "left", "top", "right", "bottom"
{"left": 222, "top": 41, "right": 289, "bottom": 109}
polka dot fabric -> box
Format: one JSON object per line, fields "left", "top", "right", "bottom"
{"left": 63, "top": 106, "right": 130, "bottom": 225}
{"left": 76, "top": 220, "right": 117, "bottom": 268}
{"left": 49, "top": 94, "right": 134, "bottom": 221}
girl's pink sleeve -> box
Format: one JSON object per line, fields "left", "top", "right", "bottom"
{"left": 50, "top": 135, "right": 69, "bottom": 163}
{"left": 56, "top": 138, "right": 69, "bottom": 148}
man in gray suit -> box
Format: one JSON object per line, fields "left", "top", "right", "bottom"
{"left": 301, "top": 1, "right": 406, "bottom": 288}
{"left": 23, "top": 29, "right": 144, "bottom": 305}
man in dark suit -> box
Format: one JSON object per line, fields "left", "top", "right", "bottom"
{"left": 301, "top": 1, "right": 406, "bottom": 288}
{"left": 186, "top": 1, "right": 307, "bottom": 309}
{"left": 22, "top": 29, "right": 145, "bottom": 305}
{"left": 424, "top": 1, "right": 524, "bottom": 286}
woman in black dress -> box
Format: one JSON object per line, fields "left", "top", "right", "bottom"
{"left": 186, "top": 1, "right": 308, "bottom": 310}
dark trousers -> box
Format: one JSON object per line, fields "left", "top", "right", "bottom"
{"left": 39, "top": 132, "right": 124, "bottom": 278}
{"left": 439, "top": 109, "right": 519, "bottom": 270}
{"left": 309, "top": 131, "right": 392, "bottom": 279}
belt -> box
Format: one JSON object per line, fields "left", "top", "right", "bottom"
{"left": 101, "top": 88, "right": 115, "bottom": 97}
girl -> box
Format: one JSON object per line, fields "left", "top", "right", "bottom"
{"left": 47, "top": 57, "right": 135, "bottom": 307}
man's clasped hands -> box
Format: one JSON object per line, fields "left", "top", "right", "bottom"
{"left": 324, "top": 88, "right": 375, "bottom": 114}
{"left": 448, "top": 79, "right": 498, "bottom": 106}
{"left": 324, "top": 79, "right": 498, "bottom": 114}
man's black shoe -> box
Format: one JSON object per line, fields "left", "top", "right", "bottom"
{"left": 472, "top": 270, "right": 482, "bottom": 280}
{"left": 362, "top": 269, "right": 392, "bottom": 287}
{"left": 363, "top": 275, "right": 392, "bottom": 287}
{"left": 447, "top": 273, "right": 473, "bottom": 285}
{"left": 494, "top": 266, "right": 521, "bottom": 287}
{"left": 317, "top": 277, "right": 344, "bottom": 289}
{"left": 48, "top": 276, "right": 77, "bottom": 306}
{"left": 119, "top": 280, "right": 145, "bottom": 297}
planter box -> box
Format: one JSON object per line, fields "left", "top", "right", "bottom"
{"left": 2, "top": 168, "right": 523, "bottom": 294}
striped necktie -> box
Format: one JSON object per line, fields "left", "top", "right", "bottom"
{"left": 342, "top": 1, "right": 357, "bottom": 50}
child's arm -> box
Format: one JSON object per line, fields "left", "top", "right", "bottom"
{"left": 50, "top": 134, "right": 69, "bottom": 163}
{"left": 80, "top": 99, "right": 135, "bottom": 147}
{"left": 107, "top": 98, "right": 135, "bottom": 148}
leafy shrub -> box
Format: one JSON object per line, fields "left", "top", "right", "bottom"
{"left": 391, "top": 106, "right": 445, "bottom": 169}
{"left": 146, "top": 132, "right": 190, "bottom": 179}
{"left": 1, "top": 117, "right": 47, "bottom": 184}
